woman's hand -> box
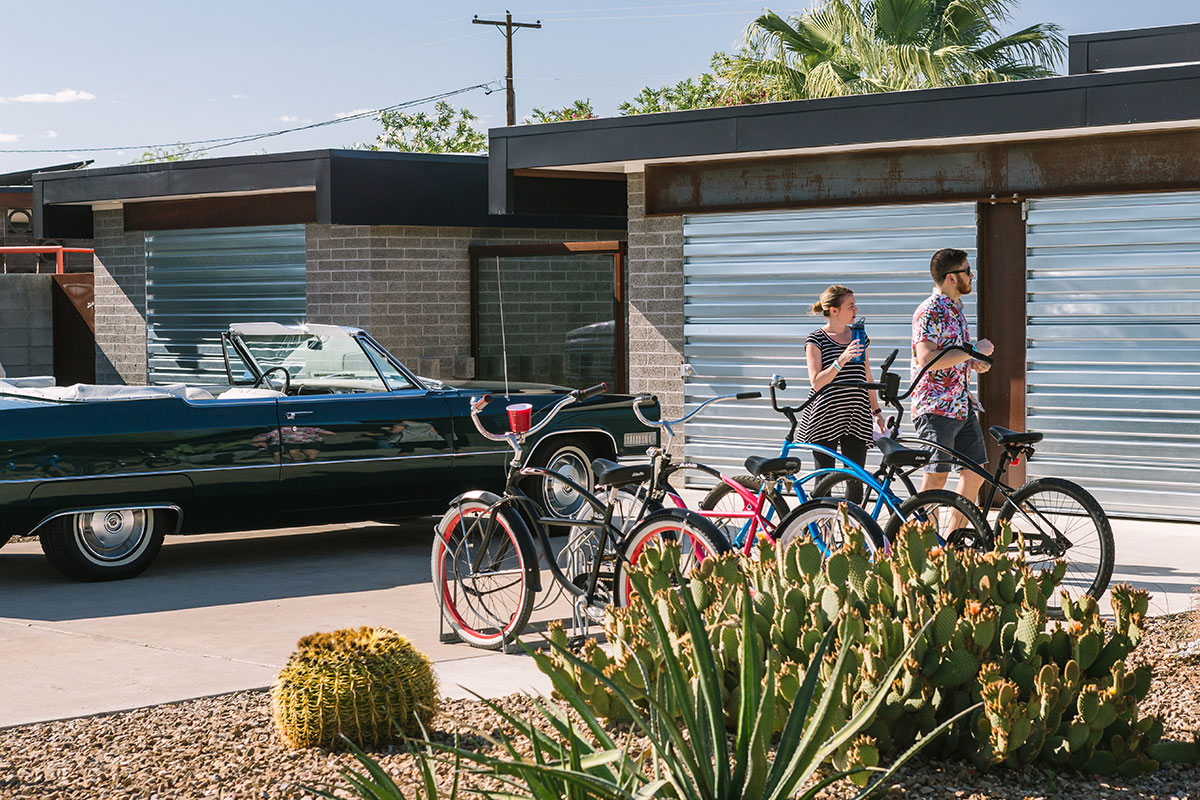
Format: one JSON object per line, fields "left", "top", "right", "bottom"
{"left": 838, "top": 340, "right": 864, "bottom": 366}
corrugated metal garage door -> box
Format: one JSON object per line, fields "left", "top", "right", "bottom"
{"left": 682, "top": 203, "right": 977, "bottom": 480}
{"left": 1025, "top": 192, "right": 1200, "bottom": 520}
{"left": 145, "top": 225, "right": 307, "bottom": 385}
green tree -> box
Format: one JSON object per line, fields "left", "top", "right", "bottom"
{"left": 131, "top": 142, "right": 208, "bottom": 164}
{"left": 620, "top": 51, "right": 774, "bottom": 115}
{"left": 526, "top": 98, "right": 597, "bottom": 123}
{"left": 359, "top": 100, "right": 487, "bottom": 154}
{"left": 731, "top": 0, "right": 1066, "bottom": 100}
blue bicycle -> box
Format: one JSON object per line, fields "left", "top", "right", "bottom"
{"left": 699, "top": 349, "right": 991, "bottom": 555}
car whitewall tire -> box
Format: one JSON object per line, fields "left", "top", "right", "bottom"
{"left": 40, "top": 508, "right": 167, "bottom": 581}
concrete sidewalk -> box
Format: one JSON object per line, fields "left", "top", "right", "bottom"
{"left": 1, "top": 511, "right": 1195, "bottom": 729}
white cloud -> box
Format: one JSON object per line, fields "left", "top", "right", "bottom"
{"left": 44, "top": 130, "right": 58, "bottom": 139}
{"left": 232, "top": 93, "right": 247, "bottom": 99}
{"left": 0, "top": 133, "right": 21, "bottom": 143}
{"left": 0, "top": 89, "right": 95, "bottom": 104}
{"left": 279, "top": 114, "right": 298, "bottom": 122}
{"left": 335, "top": 108, "right": 373, "bottom": 119}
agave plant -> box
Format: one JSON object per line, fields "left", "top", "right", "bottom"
{"left": 313, "top": 554, "right": 974, "bottom": 800}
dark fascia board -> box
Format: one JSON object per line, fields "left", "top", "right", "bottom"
{"left": 33, "top": 149, "right": 624, "bottom": 234}
{"left": 34, "top": 149, "right": 332, "bottom": 207}
{"left": 1070, "top": 22, "right": 1200, "bottom": 74}
{"left": 327, "top": 150, "right": 623, "bottom": 229}
{"left": 487, "top": 62, "right": 1200, "bottom": 183}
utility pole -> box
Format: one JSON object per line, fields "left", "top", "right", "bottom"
{"left": 473, "top": 11, "right": 541, "bottom": 126}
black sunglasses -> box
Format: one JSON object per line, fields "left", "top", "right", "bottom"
{"left": 947, "top": 267, "right": 973, "bottom": 277}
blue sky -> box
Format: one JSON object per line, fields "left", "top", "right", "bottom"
{"left": 0, "top": 1, "right": 1196, "bottom": 174}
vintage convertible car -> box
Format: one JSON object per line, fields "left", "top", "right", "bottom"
{"left": 0, "top": 323, "right": 658, "bottom": 581}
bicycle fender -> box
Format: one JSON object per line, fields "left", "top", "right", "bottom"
{"left": 438, "top": 490, "right": 542, "bottom": 593}
{"left": 627, "top": 507, "right": 733, "bottom": 555}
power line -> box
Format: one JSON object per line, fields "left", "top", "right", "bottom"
{"left": 0, "top": 81, "right": 501, "bottom": 155}
{"left": 515, "top": 1, "right": 760, "bottom": 14}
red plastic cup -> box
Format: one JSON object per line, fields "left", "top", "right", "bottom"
{"left": 507, "top": 403, "right": 533, "bottom": 434}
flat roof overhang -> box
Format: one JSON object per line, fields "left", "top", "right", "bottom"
{"left": 34, "top": 149, "right": 625, "bottom": 238}
{"left": 487, "top": 60, "right": 1200, "bottom": 214}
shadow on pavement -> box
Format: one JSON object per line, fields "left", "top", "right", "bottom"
{"left": 0, "top": 519, "right": 438, "bottom": 622}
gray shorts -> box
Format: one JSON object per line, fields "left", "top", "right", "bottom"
{"left": 914, "top": 413, "right": 988, "bottom": 473}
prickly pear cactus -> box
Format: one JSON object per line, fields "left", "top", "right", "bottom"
{"left": 539, "top": 517, "right": 1198, "bottom": 775}
{"left": 271, "top": 627, "right": 439, "bottom": 749}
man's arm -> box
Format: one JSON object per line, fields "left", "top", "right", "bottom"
{"left": 914, "top": 339, "right": 974, "bottom": 371}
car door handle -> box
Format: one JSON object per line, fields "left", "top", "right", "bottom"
{"left": 285, "top": 411, "right": 314, "bottom": 420}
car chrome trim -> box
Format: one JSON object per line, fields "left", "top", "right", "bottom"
{"left": 29, "top": 503, "right": 184, "bottom": 537}
{"left": 0, "top": 463, "right": 281, "bottom": 484}
{"left": 277, "top": 453, "right": 455, "bottom": 467}
{"left": 525, "top": 428, "right": 619, "bottom": 464}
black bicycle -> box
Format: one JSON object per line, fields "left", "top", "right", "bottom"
{"left": 432, "top": 384, "right": 731, "bottom": 651}
{"left": 815, "top": 345, "right": 1115, "bottom": 605}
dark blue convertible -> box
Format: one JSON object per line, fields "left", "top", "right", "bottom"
{"left": 0, "top": 323, "right": 657, "bottom": 581}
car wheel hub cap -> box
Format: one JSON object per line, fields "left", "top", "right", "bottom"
{"left": 547, "top": 453, "right": 587, "bottom": 518}
{"left": 77, "top": 509, "right": 148, "bottom": 561}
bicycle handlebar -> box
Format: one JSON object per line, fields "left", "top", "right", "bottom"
{"left": 892, "top": 344, "right": 991, "bottom": 403}
{"left": 572, "top": 382, "right": 608, "bottom": 402}
{"left": 632, "top": 390, "right": 759, "bottom": 430}
{"left": 469, "top": 383, "right": 608, "bottom": 445}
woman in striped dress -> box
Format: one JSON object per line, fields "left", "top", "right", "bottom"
{"left": 797, "top": 286, "right": 887, "bottom": 504}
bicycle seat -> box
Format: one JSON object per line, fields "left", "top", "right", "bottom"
{"left": 590, "top": 458, "right": 654, "bottom": 488}
{"left": 876, "top": 437, "right": 932, "bottom": 469}
{"left": 744, "top": 455, "right": 802, "bottom": 478}
{"left": 988, "top": 426, "right": 1044, "bottom": 447}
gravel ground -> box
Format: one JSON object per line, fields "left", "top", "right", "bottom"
{"left": 2, "top": 614, "right": 1198, "bottom": 800}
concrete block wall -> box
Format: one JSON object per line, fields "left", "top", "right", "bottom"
{"left": 626, "top": 172, "right": 685, "bottom": 438}
{"left": 0, "top": 274, "right": 53, "bottom": 377}
{"left": 92, "top": 209, "right": 147, "bottom": 385}
{"left": 307, "top": 225, "right": 616, "bottom": 380}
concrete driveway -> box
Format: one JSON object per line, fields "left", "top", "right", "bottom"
{"left": 1, "top": 510, "right": 1196, "bottom": 729}
{"left": 0, "top": 519, "right": 556, "bottom": 729}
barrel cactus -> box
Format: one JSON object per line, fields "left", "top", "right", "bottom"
{"left": 270, "top": 626, "right": 439, "bottom": 749}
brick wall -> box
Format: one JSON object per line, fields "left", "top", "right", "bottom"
{"left": 92, "top": 208, "right": 147, "bottom": 384}
{"left": 306, "top": 224, "right": 615, "bottom": 380}
{"left": 626, "top": 173, "right": 685, "bottom": 438}
{"left": 0, "top": 274, "right": 53, "bottom": 377}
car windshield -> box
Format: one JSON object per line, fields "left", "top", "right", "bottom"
{"left": 240, "top": 332, "right": 393, "bottom": 391}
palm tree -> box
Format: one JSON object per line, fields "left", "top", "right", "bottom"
{"left": 727, "top": 0, "right": 1066, "bottom": 100}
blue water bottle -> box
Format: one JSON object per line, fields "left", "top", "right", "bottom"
{"left": 849, "top": 318, "right": 867, "bottom": 364}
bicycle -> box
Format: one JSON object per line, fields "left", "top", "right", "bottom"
{"left": 616, "top": 391, "right": 889, "bottom": 559}
{"left": 816, "top": 344, "right": 1115, "bottom": 604}
{"left": 695, "top": 362, "right": 988, "bottom": 557}
{"left": 432, "top": 384, "right": 731, "bottom": 652}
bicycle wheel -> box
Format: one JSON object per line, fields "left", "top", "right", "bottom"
{"left": 996, "top": 477, "right": 1114, "bottom": 605}
{"left": 699, "top": 475, "right": 790, "bottom": 547}
{"left": 811, "top": 471, "right": 900, "bottom": 531}
{"left": 613, "top": 509, "right": 731, "bottom": 607}
{"left": 432, "top": 498, "right": 536, "bottom": 650}
{"left": 773, "top": 498, "right": 887, "bottom": 557}
{"left": 884, "top": 489, "right": 990, "bottom": 550}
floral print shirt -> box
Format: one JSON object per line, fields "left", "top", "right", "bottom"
{"left": 911, "top": 290, "right": 974, "bottom": 420}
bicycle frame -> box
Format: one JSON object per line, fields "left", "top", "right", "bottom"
{"left": 631, "top": 390, "right": 884, "bottom": 558}
{"left": 873, "top": 345, "right": 1075, "bottom": 554}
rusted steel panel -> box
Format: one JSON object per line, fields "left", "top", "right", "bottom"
{"left": 977, "top": 201, "right": 1026, "bottom": 488}
{"left": 646, "top": 129, "right": 1200, "bottom": 216}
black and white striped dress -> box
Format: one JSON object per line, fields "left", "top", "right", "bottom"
{"left": 796, "top": 328, "right": 874, "bottom": 446}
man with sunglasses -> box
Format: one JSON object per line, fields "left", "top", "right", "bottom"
{"left": 910, "top": 248, "right": 995, "bottom": 504}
